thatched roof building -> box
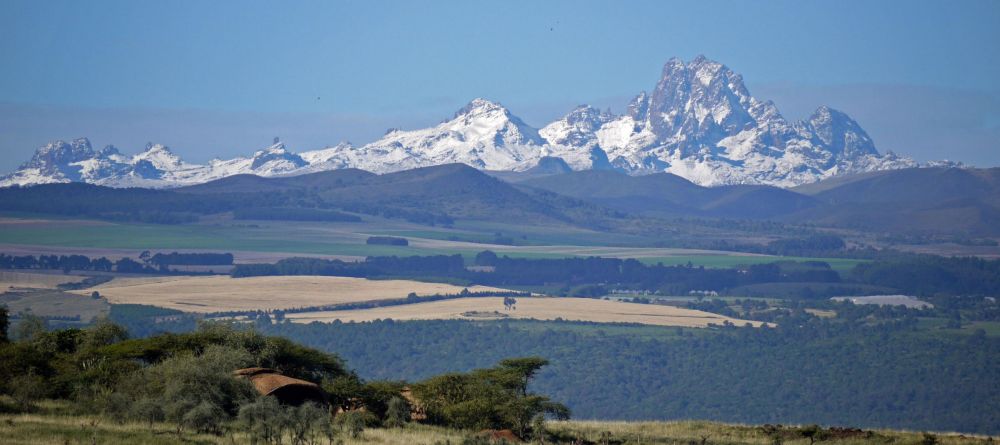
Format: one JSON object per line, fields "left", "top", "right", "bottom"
{"left": 234, "top": 367, "right": 327, "bottom": 406}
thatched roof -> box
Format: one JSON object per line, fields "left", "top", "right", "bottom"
{"left": 234, "top": 367, "right": 274, "bottom": 377}
{"left": 233, "top": 367, "right": 326, "bottom": 405}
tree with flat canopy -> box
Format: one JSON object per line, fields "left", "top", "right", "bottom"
{"left": 412, "top": 356, "right": 569, "bottom": 439}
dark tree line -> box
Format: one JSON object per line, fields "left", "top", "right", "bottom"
{"left": 147, "top": 252, "right": 234, "bottom": 267}
{"left": 763, "top": 234, "right": 846, "bottom": 256}
{"left": 474, "top": 254, "right": 839, "bottom": 291}
{"left": 365, "top": 236, "right": 409, "bottom": 246}
{"left": 851, "top": 255, "right": 1000, "bottom": 296}
{"left": 233, "top": 252, "right": 1000, "bottom": 299}
{"left": 233, "top": 207, "right": 362, "bottom": 222}
{"left": 0, "top": 253, "right": 234, "bottom": 274}
{"left": 231, "top": 255, "right": 468, "bottom": 280}
{"left": 231, "top": 253, "right": 840, "bottom": 295}
{"left": 0, "top": 253, "right": 115, "bottom": 272}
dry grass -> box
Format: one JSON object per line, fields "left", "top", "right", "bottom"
{"left": 0, "top": 271, "right": 79, "bottom": 291}
{"left": 552, "top": 420, "right": 994, "bottom": 445}
{"left": 287, "top": 296, "right": 768, "bottom": 328}
{"left": 0, "top": 413, "right": 992, "bottom": 445}
{"left": 0, "top": 289, "right": 108, "bottom": 321}
{"left": 0, "top": 413, "right": 227, "bottom": 445}
{"left": 804, "top": 308, "right": 837, "bottom": 318}
{"left": 72, "top": 275, "right": 509, "bottom": 313}
{"left": 0, "top": 410, "right": 465, "bottom": 445}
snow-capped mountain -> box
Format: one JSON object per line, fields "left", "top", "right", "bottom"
{"left": 299, "top": 98, "right": 547, "bottom": 173}
{"left": 0, "top": 138, "right": 320, "bottom": 188}
{"left": 588, "top": 56, "right": 916, "bottom": 185}
{"left": 539, "top": 105, "right": 617, "bottom": 170}
{"left": 2, "top": 56, "right": 927, "bottom": 189}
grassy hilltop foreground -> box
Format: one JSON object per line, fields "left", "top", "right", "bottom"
{"left": 0, "top": 407, "right": 993, "bottom": 445}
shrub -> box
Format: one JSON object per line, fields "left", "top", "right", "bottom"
{"left": 9, "top": 372, "right": 46, "bottom": 410}
{"left": 289, "top": 402, "right": 335, "bottom": 445}
{"left": 182, "top": 400, "right": 227, "bottom": 434}
{"left": 335, "top": 411, "right": 376, "bottom": 439}
{"left": 237, "top": 396, "right": 288, "bottom": 444}
{"left": 384, "top": 396, "right": 411, "bottom": 428}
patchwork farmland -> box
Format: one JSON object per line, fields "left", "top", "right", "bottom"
{"left": 285, "top": 296, "right": 766, "bottom": 327}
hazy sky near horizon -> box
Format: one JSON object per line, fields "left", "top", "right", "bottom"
{"left": 1, "top": 0, "right": 998, "bottom": 171}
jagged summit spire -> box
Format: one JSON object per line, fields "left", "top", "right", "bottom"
{"left": 143, "top": 142, "right": 172, "bottom": 153}
{"left": 453, "top": 98, "right": 506, "bottom": 119}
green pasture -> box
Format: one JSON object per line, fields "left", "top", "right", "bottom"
{"left": 0, "top": 216, "right": 865, "bottom": 271}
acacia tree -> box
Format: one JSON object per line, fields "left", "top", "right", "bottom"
{"left": 412, "top": 357, "right": 569, "bottom": 438}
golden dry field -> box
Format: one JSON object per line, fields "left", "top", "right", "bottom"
{"left": 0, "top": 271, "right": 79, "bottom": 290}
{"left": 286, "top": 296, "right": 767, "bottom": 327}
{"left": 0, "top": 289, "right": 109, "bottom": 321}
{"left": 71, "top": 275, "right": 509, "bottom": 313}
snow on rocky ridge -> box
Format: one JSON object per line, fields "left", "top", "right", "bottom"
{"left": 2, "top": 56, "right": 924, "bottom": 189}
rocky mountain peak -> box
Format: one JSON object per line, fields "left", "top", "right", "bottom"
{"left": 250, "top": 140, "right": 307, "bottom": 170}
{"left": 21, "top": 138, "right": 95, "bottom": 172}
{"left": 453, "top": 98, "right": 507, "bottom": 119}
{"left": 564, "top": 105, "right": 614, "bottom": 130}
{"left": 143, "top": 142, "right": 169, "bottom": 153}
{"left": 645, "top": 55, "right": 757, "bottom": 147}
{"left": 133, "top": 143, "right": 186, "bottom": 171}
{"left": 804, "top": 105, "right": 878, "bottom": 158}
{"left": 98, "top": 145, "right": 121, "bottom": 158}
{"left": 626, "top": 92, "right": 650, "bottom": 120}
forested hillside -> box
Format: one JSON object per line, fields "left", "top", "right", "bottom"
{"left": 258, "top": 316, "right": 999, "bottom": 434}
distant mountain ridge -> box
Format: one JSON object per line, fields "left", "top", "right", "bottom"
{"left": 1, "top": 163, "right": 998, "bottom": 236}
{"left": 519, "top": 170, "right": 819, "bottom": 219}
{"left": 2, "top": 56, "right": 954, "bottom": 189}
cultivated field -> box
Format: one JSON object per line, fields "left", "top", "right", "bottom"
{"left": 286, "top": 296, "right": 767, "bottom": 328}
{"left": 0, "top": 271, "right": 79, "bottom": 290}
{"left": 72, "top": 275, "right": 509, "bottom": 313}
{"left": 0, "top": 289, "right": 108, "bottom": 321}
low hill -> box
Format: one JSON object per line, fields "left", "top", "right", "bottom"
{"left": 0, "top": 164, "right": 620, "bottom": 228}
{"left": 789, "top": 167, "right": 1000, "bottom": 235}
{"left": 177, "top": 168, "right": 376, "bottom": 194}
{"left": 194, "top": 163, "right": 619, "bottom": 226}
{"left": 521, "top": 167, "right": 1000, "bottom": 235}
{"left": 520, "top": 170, "right": 817, "bottom": 219}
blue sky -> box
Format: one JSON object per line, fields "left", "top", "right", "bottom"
{"left": 1, "top": 0, "right": 998, "bottom": 170}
